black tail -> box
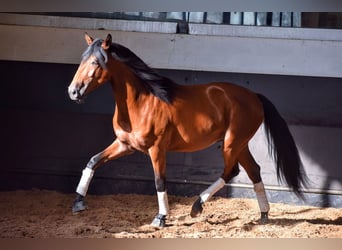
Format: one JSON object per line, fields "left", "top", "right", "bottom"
{"left": 257, "top": 94, "right": 307, "bottom": 198}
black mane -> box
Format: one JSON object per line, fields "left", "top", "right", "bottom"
{"left": 82, "top": 39, "right": 177, "bottom": 104}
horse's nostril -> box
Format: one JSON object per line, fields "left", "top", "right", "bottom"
{"left": 70, "top": 88, "right": 79, "bottom": 97}
{"left": 75, "top": 84, "right": 85, "bottom": 96}
{"left": 68, "top": 86, "right": 80, "bottom": 100}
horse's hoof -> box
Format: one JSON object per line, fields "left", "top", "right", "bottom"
{"left": 151, "top": 214, "right": 166, "bottom": 227}
{"left": 190, "top": 197, "right": 203, "bottom": 218}
{"left": 259, "top": 212, "right": 269, "bottom": 224}
{"left": 72, "top": 199, "right": 87, "bottom": 214}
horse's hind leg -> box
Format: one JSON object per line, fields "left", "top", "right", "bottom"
{"left": 72, "top": 139, "right": 134, "bottom": 213}
{"left": 190, "top": 134, "right": 242, "bottom": 218}
{"left": 238, "top": 146, "right": 270, "bottom": 223}
{"left": 190, "top": 163, "right": 240, "bottom": 218}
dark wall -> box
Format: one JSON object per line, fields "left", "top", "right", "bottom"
{"left": 0, "top": 61, "right": 115, "bottom": 114}
{"left": 2, "top": 61, "right": 341, "bottom": 126}
{"left": 0, "top": 61, "right": 116, "bottom": 192}
{"left": 1, "top": 60, "right": 341, "bottom": 207}
{"left": 159, "top": 69, "right": 342, "bottom": 127}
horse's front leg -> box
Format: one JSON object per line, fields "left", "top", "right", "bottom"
{"left": 72, "top": 139, "right": 134, "bottom": 213}
{"left": 148, "top": 147, "right": 169, "bottom": 227}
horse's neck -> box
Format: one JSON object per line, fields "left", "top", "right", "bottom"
{"left": 109, "top": 60, "right": 140, "bottom": 102}
{"left": 112, "top": 75, "right": 147, "bottom": 106}
{"left": 110, "top": 68, "right": 150, "bottom": 131}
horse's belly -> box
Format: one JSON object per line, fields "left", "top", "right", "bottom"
{"left": 168, "top": 138, "right": 222, "bottom": 152}
{"left": 167, "top": 126, "right": 224, "bottom": 152}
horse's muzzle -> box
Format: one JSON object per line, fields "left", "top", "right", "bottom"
{"left": 68, "top": 83, "right": 86, "bottom": 102}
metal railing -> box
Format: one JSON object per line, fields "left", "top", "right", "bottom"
{"left": 42, "top": 12, "right": 302, "bottom": 28}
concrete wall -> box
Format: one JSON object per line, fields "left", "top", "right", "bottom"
{"left": 1, "top": 16, "right": 342, "bottom": 77}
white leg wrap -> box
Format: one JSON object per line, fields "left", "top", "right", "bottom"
{"left": 200, "top": 177, "right": 225, "bottom": 203}
{"left": 254, "top": 181, "right": 270, "bottom": 213}
{"left": 76, "top": 168, "right": 95, "bottom": 197}
{"left": 157, "top": 191, "right": 169, "bottom": 215}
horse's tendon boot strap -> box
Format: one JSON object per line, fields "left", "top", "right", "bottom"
{"left": 76, "top": 168, "right": 94, "bottom": 197}
{"left": 200, "top": 177, "right": 225, "bottom": 203}
{"left": 254, "top": 182, "right": 270, "bottom": 213}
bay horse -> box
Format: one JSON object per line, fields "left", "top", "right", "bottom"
{"left": 68, "top": 33, "right": 307, "bottom": 227}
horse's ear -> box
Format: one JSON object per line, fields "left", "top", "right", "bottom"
{"left": 85, "top": 32, "right": 93, "bottom": 46}
{"left": 102, "top": 34, "right": 112, "bottom": 50}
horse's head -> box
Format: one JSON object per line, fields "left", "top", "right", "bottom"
{"left": 68, "top": 33, "right": 112, "bottom": 102}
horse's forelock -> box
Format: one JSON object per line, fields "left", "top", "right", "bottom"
{"left": 81, "top": 39, "right": 108, "bottom": 69}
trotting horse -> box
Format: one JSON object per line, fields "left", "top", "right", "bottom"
{"left": 68, "top": 33, "right": 307, "bottom": 227}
